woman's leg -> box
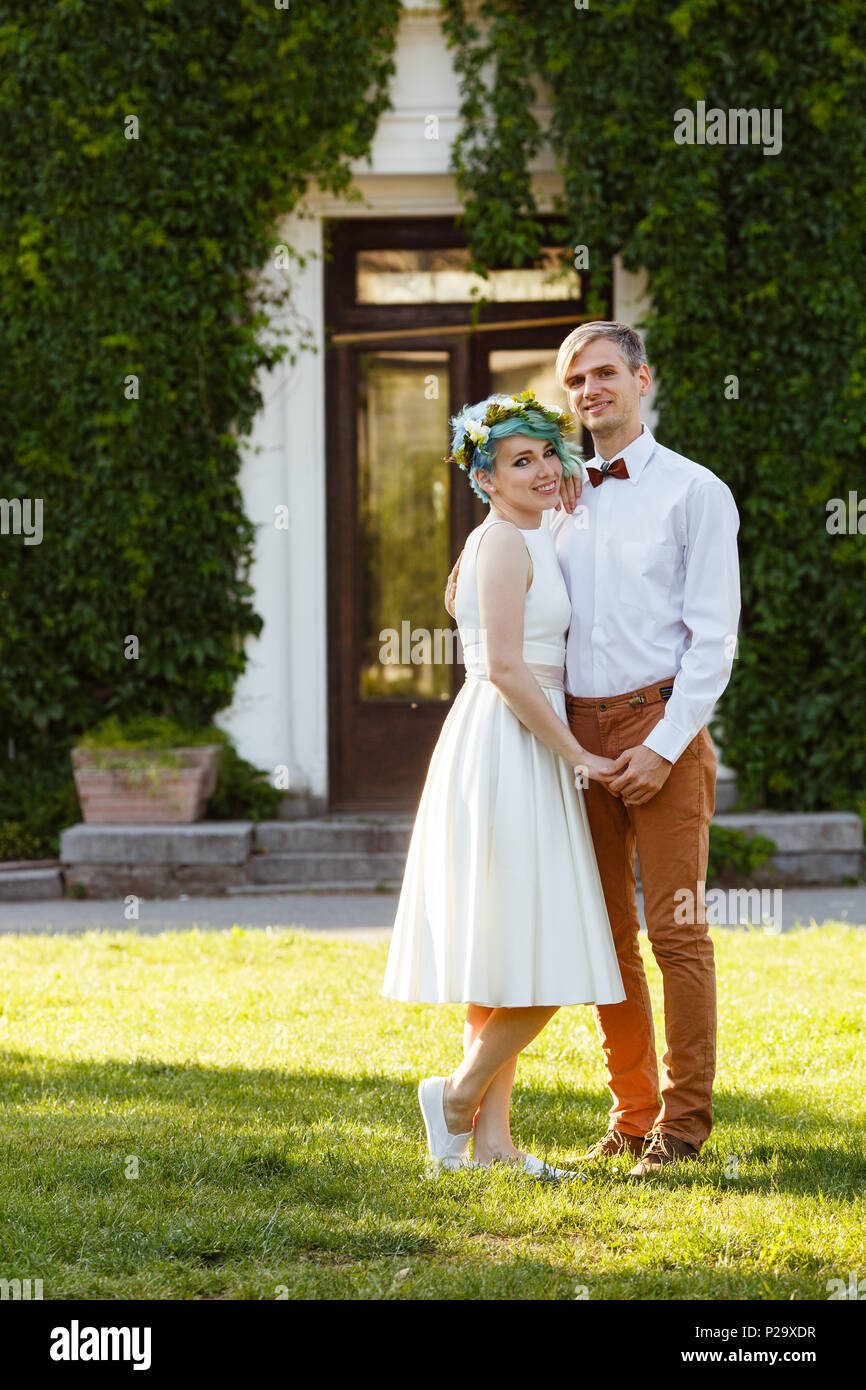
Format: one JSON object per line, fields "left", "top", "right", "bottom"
{"left": 444, "top": 1005, "right": 558, "bottom": 1158}
{"left": 463, "top": 1003, "right": 493, "bottom": 1057}
{"left": 471, "top": 1056, "right": 520, "bottom": 1162}
{"left": 464, "top": 1004, "right": 519, "bottom": 1162}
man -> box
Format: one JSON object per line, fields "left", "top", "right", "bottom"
{"left": 446, "top": 321, "right": 740, "bottom": 1176}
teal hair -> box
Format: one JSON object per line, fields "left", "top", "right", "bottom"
{"left": 450, "top": 396, "right": 581, "bottom": 504}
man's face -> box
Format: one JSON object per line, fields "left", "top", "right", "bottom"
{"left": 562, "top": 338, "right": 650, "bottom": 444}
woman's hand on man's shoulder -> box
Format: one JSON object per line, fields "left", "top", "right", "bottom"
{"left": 556, "top": 473, "right": 583, "bottom": 513}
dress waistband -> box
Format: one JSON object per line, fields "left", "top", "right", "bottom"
{"left": 462, "top": 638, "right": 565, "bottom": 667}
{"left": 465, "top": 660, "right": 565, "bottom": 692}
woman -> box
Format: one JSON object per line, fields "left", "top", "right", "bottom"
{"left": 381, "top": 391, "right": 625, "bottom": 1177}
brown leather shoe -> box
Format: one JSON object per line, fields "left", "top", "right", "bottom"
{"left": 627, "top": 1130, "right": 699, "bottom": 1177}
{"left": 578, "top": 1129, "right": 647, "bottom": 1161}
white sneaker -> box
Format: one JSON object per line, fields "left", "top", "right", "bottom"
{"left": 417, "top": 1076, "right": 473, "bottom": 1169}
{"left": 519, "top": 1152, "right": 584, "bottom": 1181}
{"left": 471, "top": 1151, "right": 584, "bottom": 1181}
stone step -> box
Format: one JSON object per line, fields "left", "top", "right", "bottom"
{"left": 247, "top": 851, "right": 407, "bottom": 886}
{"left": 712, "top": 811, "right": 862, "bottom": 851}
{"left": 0, "top": 866, "right": 64, "bottom": 901}
{"left": 0, "top": 858, "right": 63, "bottom": 870}
{"left": 60, "top": 822, "right": 252, "bottom": 865}
{"left": 711, "top": 812, "right": 863, "bottom": 886}
{"left": 226, "top": 881, "right": 401, "bottom": 896}
{"left": 35, "top": 809, "right": 866, "bottom": 900}
{"left": 253, "top": 819, "right": 413, "bottom": 854}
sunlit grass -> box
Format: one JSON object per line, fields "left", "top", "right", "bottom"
{"left": 0, "top": 923, "right": 863, "bottom": 1299}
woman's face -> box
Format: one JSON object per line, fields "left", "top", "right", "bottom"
{"left": 475, "top": 433, "right": 562, "bottom": 513}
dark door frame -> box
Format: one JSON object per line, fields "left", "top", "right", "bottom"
{"left": 324, "top": 217, "right": 605, "bottom": 810}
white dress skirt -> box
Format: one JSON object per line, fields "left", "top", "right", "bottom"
{"left": 381, "top": 514, "right": 625, "bottom": 1008}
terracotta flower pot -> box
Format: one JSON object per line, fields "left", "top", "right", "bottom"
{"left": 71, "top": 745, "right": 222, "bottom": 825}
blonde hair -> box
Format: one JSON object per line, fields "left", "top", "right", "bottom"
{"left": 555, "top": 320, "right": 647, "bottom": 389}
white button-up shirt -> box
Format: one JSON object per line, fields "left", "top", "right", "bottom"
{"left": 544, "top": 425, "right": 741, "bottom": 764}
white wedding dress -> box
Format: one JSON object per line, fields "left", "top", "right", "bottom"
{"left": 381, "top": 514, "right": 625, "bottom": 1008}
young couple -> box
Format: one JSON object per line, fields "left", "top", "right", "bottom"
{"left": 381, "top": 321, "right": 741, "bottom": 1180}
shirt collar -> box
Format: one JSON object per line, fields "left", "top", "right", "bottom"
{"left": 590, "top": 424, "right": 656, "bottom": 486}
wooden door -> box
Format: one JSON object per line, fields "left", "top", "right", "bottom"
{"left": 324, "top": 218, "right": 596, "bottom": 809}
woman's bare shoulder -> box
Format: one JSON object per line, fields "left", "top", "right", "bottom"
{"left": 475, "top": 520, "right": 531, "bottom": 584}
{"left": 475, "top": 518, "right": 529, "bottom": 555}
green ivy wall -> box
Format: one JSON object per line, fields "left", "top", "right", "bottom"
{"left": 443, "top": 0, "right": 866, "bottom": 813}
{"left": 0, "top": 0, "right": 402, "bottom": 852}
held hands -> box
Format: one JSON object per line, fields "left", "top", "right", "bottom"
{"left": 605, "top": 744, "right": 672, "bottom": 805}
{"left": 574, "top": 752, "right": 618, "bottom": 787}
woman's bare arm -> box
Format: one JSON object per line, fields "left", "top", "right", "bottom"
{"left": 475, "top": 524, "right": 613, "bottom": 782}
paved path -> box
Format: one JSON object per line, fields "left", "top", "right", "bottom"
{"left": 0, "top": 886, "right": 864, "bottom": 936}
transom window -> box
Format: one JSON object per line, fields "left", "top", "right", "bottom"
{"left": 356, "top": 247, "right": 581, "bottom": 305}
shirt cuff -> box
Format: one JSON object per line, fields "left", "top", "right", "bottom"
{"left": 642, "top": 717, "right": 694, "bottom": 765}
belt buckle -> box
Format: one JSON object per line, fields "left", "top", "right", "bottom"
{"left": 628, "top": 694, "right": 646, "bottom": 708}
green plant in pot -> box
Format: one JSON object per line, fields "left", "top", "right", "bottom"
{"left": 71, "top": 716, "right": 226, "bottom": 825}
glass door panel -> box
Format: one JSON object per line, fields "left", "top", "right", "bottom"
{"left": 357, "top": 350, "right": 452, "bottom": 701}
{"left": 488, "top": 347, "right": 592, "bottom": 460}
{"left": 488, "top": 348, "right": 570, "bottom": 414}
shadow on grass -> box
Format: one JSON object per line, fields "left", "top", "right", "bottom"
{"left": 0, "top": 1049, "right": 862, "bottom": 1200}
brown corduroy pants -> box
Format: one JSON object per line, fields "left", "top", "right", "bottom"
{"left": 566, "top": 679, "right": 717, "bottom": 1150}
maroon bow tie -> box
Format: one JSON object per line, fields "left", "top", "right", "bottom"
{"left": 586, "top": 457, "right": 630, "bottom": 488}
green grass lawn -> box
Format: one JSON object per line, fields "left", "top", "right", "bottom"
{"left": 0, "top": 922, "right": 863, "bottom": 1300}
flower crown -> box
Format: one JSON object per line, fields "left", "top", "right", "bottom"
{"left": 447, "top": 390, "right": 577, "bottom": 474}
